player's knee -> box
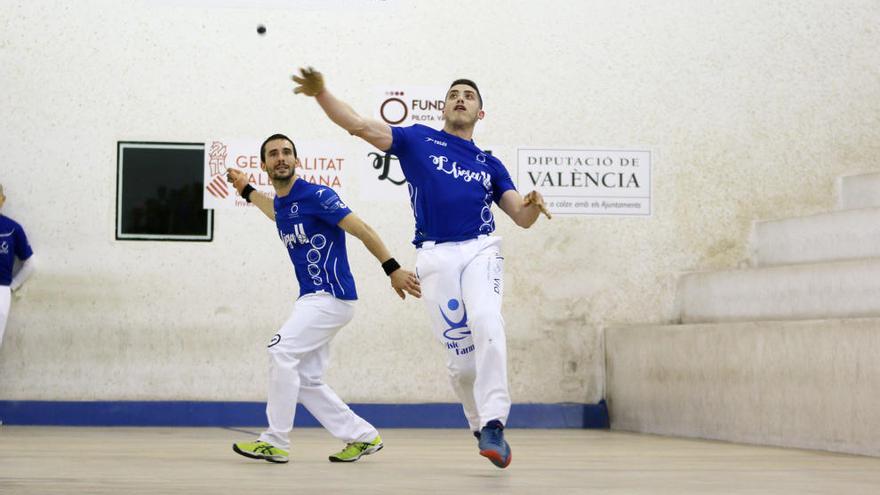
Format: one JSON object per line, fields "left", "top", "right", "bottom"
{"left": 299, "top": 372, "right": 324, "bottom": 388}
{"left": 447, "top": 362, "right": 476, "bottom": 386}
{"left": 267, "top": 344, "right": 302, "bottom": 370}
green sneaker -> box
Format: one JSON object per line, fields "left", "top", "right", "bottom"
{"left": 232, "top": 440, "right": 289, "bottom": 464}
{"left": 328, "top": 435, "right": 383, "bottom": 462}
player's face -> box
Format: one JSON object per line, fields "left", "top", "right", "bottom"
{"left": 442, "top": 84, "right": 484, "bottom": 127}
{"left": 262, "top": 139, "right": 298, "bottom": 181}
{"left": 0, "top": 192, "right": 5, "bottom": 210}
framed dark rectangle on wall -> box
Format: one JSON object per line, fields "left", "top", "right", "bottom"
{"left": 116, "top": 142, "right": 213, "bottom": 241}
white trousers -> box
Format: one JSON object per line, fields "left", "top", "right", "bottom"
{"left": 416, "top": 236, "right": 511, "bottom": 431}
{"left": 259, "top": 293, "right": 377, "bottom": 451}
{"left": 0, "top": 286, "right": 9, "bottom": 347}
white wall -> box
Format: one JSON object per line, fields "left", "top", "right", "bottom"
{"left": 606, "top": 319, "right": 880, "bottom": 457}
{"left": 1, "top": 0, "right": 878, "bottom": 403}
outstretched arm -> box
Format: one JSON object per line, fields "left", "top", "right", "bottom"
{"left": 498, "top": 190, "right": 552, "bottom": 228}
{"left": 292, "top": 67, "right": 393, "bottom": 152}
{"left": 10, "top": 255, "right": 35, "bottom": 292}
{"left": 226, "top": 169, "right": 275, "bottom": 221}
{"left": 337, "top": 213, "right": 421, "bottom": 300}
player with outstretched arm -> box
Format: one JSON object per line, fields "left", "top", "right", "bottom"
{"left": 228, "top": 133, "right": 420, "bottom": 464}
{"left": 292, "top": 68, "right": 550, "bottom": 468}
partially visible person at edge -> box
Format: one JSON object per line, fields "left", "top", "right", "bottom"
{"left": 0, "top": 183, "right": 36, "bottom": 348}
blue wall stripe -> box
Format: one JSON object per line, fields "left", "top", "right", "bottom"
{"left": 0, "top": 401, "right": 608, "bottom": 428}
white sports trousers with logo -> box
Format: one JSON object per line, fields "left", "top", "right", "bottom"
{"left": 258, "top": 292, "right": 378, "bottom": 451}
{"left": 0, "top": 286, "right": 9, "bottom": 346}
{"left": 416, "top": 235, "right": 511, "bottom": 432}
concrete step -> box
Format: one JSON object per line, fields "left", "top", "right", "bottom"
{"left": 750, "top": 207, "right": 880, "bottom": 266}
{"left": 836, "top": 171, "right": 880, "bottom": 210}
{"left": 605, "top": 318, "right": 880, "bottom": 457}
{"left": 676, "top": 258, "right": 880, "bottom": 324}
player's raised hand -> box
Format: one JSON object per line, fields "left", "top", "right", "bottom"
{"left": 226, "top": 168, "right": 249, "bottom": 193}
{"left": 523, "top": 190, "right": 552, "bottom": 220}
{"left": 390, "top": 268, "right": 421, "bottom": 300}
{"left": 292, "top": 67, "right": 325, "bottom": 97}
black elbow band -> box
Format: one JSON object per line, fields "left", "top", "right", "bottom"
{"left": 382, "top": 258, "right": 401, "bottom": 276}
{"left": 241, "top": 184, "right": 256, "bottom": 202}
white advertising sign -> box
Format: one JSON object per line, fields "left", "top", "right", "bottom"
{"left": 355, "top": 85, "right": 451, "bottom": 203}
{"left": 517, "top": 148, "right": 652, "bottom": 216}
{"left": 203, "top": 139, "right": 350, "bottom": 209}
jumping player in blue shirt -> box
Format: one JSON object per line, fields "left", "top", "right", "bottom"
{"left": 226, "top": 134, "right": 421, "bottom": 464}
{"left": 292, "top": 68, "right": 551, "bottom": 469}
{"left": 0, "top": 183, "right": 36, "bottom": 348}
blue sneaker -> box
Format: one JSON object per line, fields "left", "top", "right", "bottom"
{"left": 478, "top": 420, "right": 511, "bottom": 468}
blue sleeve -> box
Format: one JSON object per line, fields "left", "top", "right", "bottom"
{"left": 14, "top": 225, "right": 33, "bottom": 260}
{"left": 387, "top": 125, "right": 414, "bottom": 157}
{"left": 490, "top": 158, "right": 516, "bottom": 205}
{"left": 313, "top": 188, "right": 354, "bottom": 226}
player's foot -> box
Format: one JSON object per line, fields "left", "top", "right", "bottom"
{"left": 232, "top": 440, "right": 289, "bottom": 463}
{"left": 478, "top": 420, "right": 512, "bottom": 468}
{"left": 328, "top": 435, "right": 383, "bottom": 462}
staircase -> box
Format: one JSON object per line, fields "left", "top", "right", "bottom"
{"left": 605, "top": 172, "right": 880, "bottom": 456}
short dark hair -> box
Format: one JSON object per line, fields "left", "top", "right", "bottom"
{"left": 448, "top": 79, "right": 482, "bottom": 108}
{"left": 260, "top": 133, "right": 298, "bottom": 163}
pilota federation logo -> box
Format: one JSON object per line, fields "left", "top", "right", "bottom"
{"left": 380, "top": 96, "right": 408, "bottom": 125}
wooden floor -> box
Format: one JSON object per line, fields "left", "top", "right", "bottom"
{"left": 1, "top": 427, "right": 878, "bottom": 494}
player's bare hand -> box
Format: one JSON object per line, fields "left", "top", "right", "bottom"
{"left": 390, "top": 268, "right": 421, "bottom": 299}
{"left": 292, "top": 67, "right": 325, "bottom": 97}
{"left": 523, "top": 190, "right": 552, "bottom": 219}
{"left": 226, "top": 168, "right": 249, "bottom": 193}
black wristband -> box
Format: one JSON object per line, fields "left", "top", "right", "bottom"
{"left": 241, "top": 184, "right": 256, "bottom": 202}
{"left": 382, "top": 258, "right": 401, "bottom": 276}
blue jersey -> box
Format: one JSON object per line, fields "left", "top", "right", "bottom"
{"left": 0, "top": 215, "right": 33, "bottom": 286}
{"left": 388, "top": 124, "right": 516, "bottom": 246}
{"left": 274, "top": 180, "right": 358, "bottom": 301}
